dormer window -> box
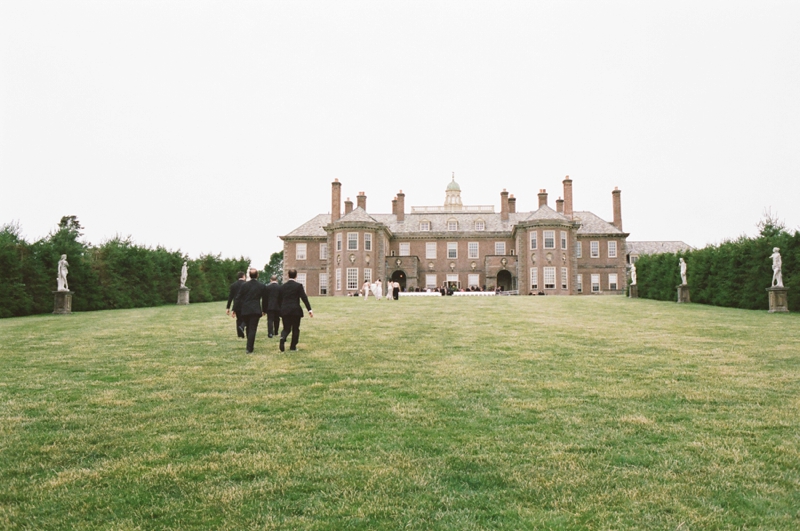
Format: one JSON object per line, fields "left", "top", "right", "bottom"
{"left": 447, "top": 219, "right": 458, "bottom": 231}
{"left": 475, "top": 220, "right": 485, "bottom": 231}
{"left": 420, "top": 220, "right": 431, "bottom": 231}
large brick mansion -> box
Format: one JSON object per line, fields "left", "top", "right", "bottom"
{"left": 281, "top": 176, "right": 630, "bottom": 296}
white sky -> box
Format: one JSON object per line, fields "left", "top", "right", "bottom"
{"left": 2, "top": 1, "right": 798, "bottom": 270}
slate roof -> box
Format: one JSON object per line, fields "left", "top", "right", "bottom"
{"left": 573, "top": 211, "right": 625, "bottom": 235}
{"left": 627, "top": 241, "right": 694, "bottom": 255}
{"left": 282, "top": 214, "right": 330, "bottom": 238}
{"left": 522, "top": 204, "right": 572, "bottom": 223}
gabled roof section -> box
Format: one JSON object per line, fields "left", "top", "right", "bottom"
{"left": 523, "top": 204, "right": 571, "bottom": 222}
{"left": 573, "top": 211, "right": 624, "bottom": 235}
{"left": 627, "top": 241, "right": 694, "bottom": 255}
{"left": 283, "top": 214, "right": 330, "bottom": 238}
{"left": 337, "top": 207, "right": 380, "bottom": 224}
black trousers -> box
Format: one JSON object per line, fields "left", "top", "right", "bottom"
{"left": 280, "top": 315, "right": 302, "bottom": 349}
{"left": 243, "top": 314, "right": 261, "bottom": 352}
{"left": 235, "top": 312, "right": 246, "bottom": 337}
{"left": 266, "top": 310, "right": 281, "bottom": 336}
{"left": 393, "top": 288, "right": 399, "bottom": 300}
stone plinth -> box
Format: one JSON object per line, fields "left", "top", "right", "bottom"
{"left": 177, "top": 287, "right": 190, "bottom": 305}
{"left": 767, "top": 287, "right": 789, "bottom": 313}
{"left": 53, "top": 290, "right": 73, "bottom": 314}
{"left": 677, "top": 284, "right": 690, "bottom": 303}
{"left": 629, "top": 285, "right": 638, "bottom": 298}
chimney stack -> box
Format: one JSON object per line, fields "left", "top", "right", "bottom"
{"left": 508, "top": 194, "right": 516, "bottom": 214}
{"left": 612, "top": 187, "right": 622, "bottom": 231}
{"left": 391, "top": 197, "right": 397, "bottom": 216}
{"left": 500, "top": 189, "right": 509, "bottom": 221}
{"left": 331, "top": 179, "right": 342, "bottom": 222}
{"left": 396, "top": 190, "right": 405, "bottom": 222}
{"left": 538, "top": 189, "right": 548, "bottom": 208}
{"left": 563, "top": 176, "right": 573, "bottom": 218}
{"left": 556, "top": 197, "right": 564, "bottom": 214}
{"left": 344, "top": 197, "right": 353, "bottom": 215}
{"left": 357, "top": 191, "right": 366, "bottom": 211}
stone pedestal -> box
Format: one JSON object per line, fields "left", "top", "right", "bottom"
{"left": 177, "top": 287, "right": 190, "bottom": 305}
{"left": 629, "top": 285, "right": 638, "bottom": 298}
{"left": 677, "top": 284, "right": 690, "bottom": 303}
{"left": 767, "top": 287, "right": 789, "bottom": 313}
{"left": 53, "top": 290, "right": 73, "bottom": 314}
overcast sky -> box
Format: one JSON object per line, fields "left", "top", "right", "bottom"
{"left": 2, "top": 1, "right": 798, "bottom": 270}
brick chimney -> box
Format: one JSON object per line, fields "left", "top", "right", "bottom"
{"left": 391, "top": 197, "right": 397, "bottom": 216}
{"left": 357, "top": 191, "right": 366, "bottom": 211}
{"left": 562, "top": 176, "right": 573, "bottom": 218}
{"left": 538, "top": 189, "right": 548, "bottom": 208}
{"left": 331, "top": 179, "right": 342, "bottom": 222}
{"left": 612, "top": 187, "right": 622, "bottom": 231}
{"left": 344, "top": 197, "right": 353, "bottom": 215}
{"left": 556, "top": 197, "right": 564, "bottom": 214}
{"left": 500, "top": 189, "right": 509, "bottom": 221}
{"left": 396, "top": 190, "right": 405, "bottom": 222}
{"left": 508, "top": 194, "right": 516, "bottom": 214}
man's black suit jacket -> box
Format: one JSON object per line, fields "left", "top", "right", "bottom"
{"left": 227, "top": 279, "right": 246, "bottom": 312}
{"left": 264, "top": 282, "right": 281, "bottom": 312}
{"left": 277, "top": 279, "right": 311, "bottom": 317}
{"left": 235, "top": 280, "right": 269, "bottom": 316}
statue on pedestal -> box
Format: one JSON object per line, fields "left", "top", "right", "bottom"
{"left": 57, "top": 254, "right": 69, "bottom": 291}
{"left": 180, "top": 261, "right": 188, "bottom": 288}
{"left": 679, "top": 258, "right": 687, "bottom": 285}
{"left": 771, "top": 248, "right": 783, "bottom": 288}
{"left": 630, "top": 263, "right": 637, "bottom": 285}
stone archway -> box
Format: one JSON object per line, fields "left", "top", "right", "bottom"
{"left": 496, "top": 270, "right": 513, "bottom": 291}
{"left": 391, "top": 270, "right": 407, "bottom": 291}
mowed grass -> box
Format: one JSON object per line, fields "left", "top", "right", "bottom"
{"left": 0, "top": 296, "right": 798, "bottom": 530}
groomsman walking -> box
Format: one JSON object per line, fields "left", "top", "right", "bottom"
{"left": 277, "top": 269, "right": 313, "bottom": 352}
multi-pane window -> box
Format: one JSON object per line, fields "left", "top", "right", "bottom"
{"left": 319, "top": 273, "right": 328, "bottom": 295}
{"left": 296, "top": 243, "right": 307, "bottom": 261}
{"left": 530, "top": 231, "right": 537, "bottom": 250}
{"left": 346, "top": 268, "right": 358, "bottom": 290}
{"left": 297, "top": 273, "right": 307, "bottom": 289}
{"left": 425, "top": 274, "right": 437, "bottom": 289}
{"left": 608, "top": 241, "right": 617, "bottom": 258}
{"left": 475, "top": 220, "right": 485, "bottom": 231}
{"left": 446, "top": 274, "right": 459, "bottom": 285}
{"left": 530, "top": 268, "right": 538, "bottom": 290}
{"left": 609, "top": 273, "right": 618, "bottom": 290}
{"left": 335, "top": 268, "right": 342, "bottom": 291}
{"left": 495, "top": 242, "right": 506, "bottom": 255}
{"left": 447, "top": 242, "right": 457, "bottom": 259}
{"left": 364, "top": 268, "right": 372, "bottom": 284}
{"left": 399, "top": 243, "right": 410, "bottom": 256}
{"left": 426, "top": 242, "right": 437, "bottom": 259}
{"left": 364, "top": 233, "right": 372, "bottom": 251}
{"left": 544, "top": 231, "right": 555, "bottom": 249}
{"left": 468, "top": 274, "right": 480, "bottom": 288}
{"left": 420, "top": 221, "right": 431, "bottom": 231}
{"left": 544, "top": 267, "right": 556, "bottom": 289}
{"left": 320, "top": 243, "right": 328, "bottom": 260}
{"left": 591, "top": 274, "right": 600, "bottom": 292}
{"left": 576, "top": 274, "right": 583, "bottom": 293}
{"left": 468, "top": 242, "right": 479, "bottom": 259}
{"left": 348, "top": 232, "right": 358, "bottom": 251}
{"left": 590, "top": 241, "right": 600, "bottom": 258}
{"left": 561, "top": 231, "right": 568, "bottom": 250}
{"left": 336, "top": 233, "right": 342, "bottom": 251}
{"left": 561, "top": 267, "right": 568, "bottom": 289}
{"left": 576, "top": 241, "right": 582, "bottom": 258}
{"left": 448, "top": 219, "right": 458, "bottom": 231}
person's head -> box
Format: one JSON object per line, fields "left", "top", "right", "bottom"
{"left": 773, "top": 247, "right": 780, "bottom": 253}
{"left": 270, "top": 275, "right": 277, "bottom": 282}
{"left": 237, "top": 271, "right": 246, "bottom": 280}
{"left": 287, "top": 269, "right": 297, "bottom": 279}
{"left": 249, "top": 268, "right": 259, "bottom": 280}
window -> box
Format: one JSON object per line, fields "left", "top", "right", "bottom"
{"left": 609, "top": 273, "right": 618, "bottom": 290}
{"left": 319, "top": 273, "right": 328, "bottom": 295}
{"left": 468, "top": 242, "right": 478, "bottom": 259}
{"left": 297, "top": 273, "right": 307, "bottom": 289}
{"left": 447, "top": 242, "right": 457, "bottom": 259}
{"left": 561, "top": 231, "right": 568, "bottom": 250}
{"left": 576, "top": 274, "right": 583, "bottom": 293}
{"left": 544, "top": 267, "right": 556, "bottom": 289}
{"left": 591, "top": 274, "right": 600, "bottom": 292}
{"left": 475, "top": 220, "right": 485, "bottom": 231}
{"left": 468, "top": 274, "right": 480, "bottom": 288}
{"left": 530, "top": 268, "right": 538, "bottom": 290}
{"left": 630, "top": 255, "right": 638, "bottom": 264}
{"left": 576, "top": 241, "right": 582, "bottom": 258}
{"left": 608, "top": 241, "right": 617, "bottom": 258}
{"left": 420, "top": 220, "right": 431, "bottom": 231}
{"left": 590, "top": 241, "right": 600, "bottom": 258}
{"left": 364, "top": 233, "right": 372, "bottom": 251}
{"left": 561, "top": 267, "right": 568, "bottom": 289}
{"left": 399, "top": 243, "right": 410, "bottom": 256}
{"left": 320, "top": 243, "right": 328, "bottom": 260}
{"left": 446, "top": 274, "right": 459, "bottom": 285}
{"left": 426, "top": 242, "right": 437, "bottom": 259}
{"left": 348, "top": 232, "right": 358, "bottom": 251}
{"left": 336, "top": 268, "right": 342, "bottom": 291}
{"left": 346, "top": 268, "right": 358, "bottom": 290}
{"left": 544, "top": 231, "right": 555, "bottom": 249}
{"left": 530, "top": 231, "right": 537, "bottom": 250}
{"left": 495, "top": 242, "right": 505, "bottom": 255}
{"left": 364, "top": 268, "right": 372, "bottom": 284}
{"left": 296, "top": 243, "right": 307, "bottom": 261}
{"left": 336, "top": 233, "right": 342, "bottom": 251}
{"left": 426, "top": 274, "right": 437, "bottom": 289}
{"left": 448, "top": 219, "right": 458, "bottom": 231}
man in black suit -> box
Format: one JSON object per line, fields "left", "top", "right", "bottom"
{"left": 277, "top": 269, "right": 313, "bottom": 352}
{"left": 233, "top": 268, "right": 269, "bottom": 354}
{"left": 226, "top": 271, "right": 247, "bottom": 338}
{"left": 264, "top": 275, "right": 281, "bottom": 338}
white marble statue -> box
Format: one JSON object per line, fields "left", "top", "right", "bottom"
{"left": 771, "top": 247, "right": 783, "bottom": 288}
{"left": 180, "top": 261, "right": 188, "bottom": 288}
{"left": 679, "top": 258, "right": 687, "bottom": 285}
{"left": 630, "top": 263, "right": 637, "bottom": 285}
{"left": 57, "top": 254, "right": 69, "bottom": 291}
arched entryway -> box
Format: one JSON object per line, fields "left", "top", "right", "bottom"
{"left": 391, "top": 270, "right": 407, "bottom": 291}
{"left": 496, "top": 270, "right": 512, "bottom": 291}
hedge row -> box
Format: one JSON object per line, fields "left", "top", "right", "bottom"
{"left": 0, "top": 218, "right": 250, "bottom": 318}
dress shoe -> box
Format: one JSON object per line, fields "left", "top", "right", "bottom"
{"left": 268, "top": 334, "right": 273, "bottom": 338}
{"left": 289, "top": 347, "right": 297, "bottom": 351}
{"left": 246, "top": 349, "right": 253, "bottom": 354}
{"left": 279, "top": 338, "right": 285, "bottom": 352}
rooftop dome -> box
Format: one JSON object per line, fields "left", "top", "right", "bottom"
{"left": 446, "top": 174, "right": 461, "bottom": 191}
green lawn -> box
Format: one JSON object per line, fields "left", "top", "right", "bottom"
{"left": 1, "top": 296, "right": 798, "bottom": 530}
